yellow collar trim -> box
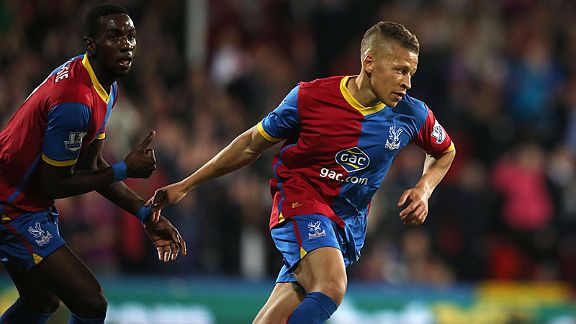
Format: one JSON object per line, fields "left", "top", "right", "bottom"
{"left": 340, "top": 76, "right": 386, "bottom": 116}
{"left": 82, "top": 54, "right": 110, "bottom": 103}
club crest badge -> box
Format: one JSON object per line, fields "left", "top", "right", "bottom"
{"left": 308, "top": 221, "right": 326, "bottom": 240}
{"left": 28, "top": 222, "right": 53, "bottom": 246}
{"left": 385, "top": 125, "right": 403, "bottom": 150}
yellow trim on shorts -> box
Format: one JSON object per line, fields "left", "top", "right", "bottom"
{"left": 96, "top": 132, "right": 106, "bottom": 139}
{"left": 33, "top": 253, "right": 43, "bottom": 265}
{"left": 300, "top": 247, "right": 307, "bottom": 259}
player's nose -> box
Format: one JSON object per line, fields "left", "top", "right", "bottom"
{"left": 118, "top": 36, "right": 135, "bottom": 51}
{"left": 402, "top": 74, "right": 412, "bottom": 90}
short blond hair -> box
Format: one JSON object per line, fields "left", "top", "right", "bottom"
{"left": 360, "top": 21, "right": 419, "bottom": 58}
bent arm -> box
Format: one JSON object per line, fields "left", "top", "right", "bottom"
{"left": 415, "top": 148, "right": 456, "bottom": 199}
{"left": 37, "top": 159, "right": 117, "bottom": 199}
{"left": 36, "top": 102, "right": 118, "bottom": 199}
{"left": 38, "top": 138, "right": 148, "bottom": 216}
{"left": 397, "top": 148, "right": 455, "bottom": 225}
{"left": 77, "top": 139, "right": 147, "bottom": 214}
{"left": 180, "top": 125, "right": 278, "bottom": 191}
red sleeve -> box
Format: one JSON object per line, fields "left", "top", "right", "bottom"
{"left": 413, "top": 107, "right": 455, "bottom": 157}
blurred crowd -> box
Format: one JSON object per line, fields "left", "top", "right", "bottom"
{"left": 2, "top": 0, "right": 576, "bottom": 287}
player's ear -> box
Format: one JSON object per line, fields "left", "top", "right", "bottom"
{"left": 363, "top": 52, "right": 374, "bottom": 75}
{"left": 84, "top": 37, "right": 97, "bottom": 58}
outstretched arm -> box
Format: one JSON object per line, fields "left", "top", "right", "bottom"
{"left": 152, "top": 125, "right": 278, "bottom": 209}
{"left": 397, "top": 148, "right": 456, "bottom": 225}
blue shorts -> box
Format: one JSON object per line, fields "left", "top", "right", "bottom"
{"left": 0, "top": 206, "right": 65, "bottom": 271}
{"left": 271, "top": 214, "right": 361, "bottom": 283}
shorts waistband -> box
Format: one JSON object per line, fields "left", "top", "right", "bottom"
{"left": 0, "top": 203, "right": 51, "bottom": 224}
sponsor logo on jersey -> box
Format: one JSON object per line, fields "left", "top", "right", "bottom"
{"left": 64, "top": 131, "right": 87, "bottom": 152}
{"left": 385, "top": 125, "right": 403, "bottom": 150}
{"left": 432, "top": 120, "right": 446, "bottom": 144}
{"left": 28, "top": 222, "right": 53, "bottom": 247}
{"left": 320, "top": 167, "right": 369, "bottom": 185}
{"left": 308, "top": 221, "right": 326, "bottom": 240}
{"left": 319, "top": 147, "right": 370, "bottom": 185}
{"left": 335, "top": 147, "right": 370, "bottom": 172}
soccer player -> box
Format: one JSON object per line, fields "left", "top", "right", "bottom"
{"left": 0, "top": 4, "right": 186, "bottom": 324}
{"left": 151, "top": 21, "right": 455, "bottom": 323}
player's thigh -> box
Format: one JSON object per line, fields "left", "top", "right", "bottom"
{"left": 271, "top": 214, "right": 343, "bottom": 281}
{"left": 271, "top": 215, "right": 348, "bottom": 300}
{"left": 253, "top": 282, "right": 305, "bottom": 324}
{"left": 1, "top": 208, "right": 104, "bottom": 310}
{"left": 0, "top": 208, "right": 66, "bottom": 312}
{"left": 30, "top": 244, "right": 106, "bottom": 312}
{"left": 294, "top": 246, "right": 347, "bottom": 303}
{"left": 3, "top": 262, "right": 60, "bottom": 313}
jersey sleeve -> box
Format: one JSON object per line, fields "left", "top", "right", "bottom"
{"left": 257, "top": 85, "right": 300, "bottom": 142}
{"left": 42, "top": 103, "right": 91, "bottom": 166}
{"left": 413, "top": 107, "right": 455, "bottom": 157}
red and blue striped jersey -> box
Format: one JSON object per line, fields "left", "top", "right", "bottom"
{"left": 258, "top": 76, "right": 454, "bottom": 230}
{"left": 0, "top": 54, "right": 118, "bottom": 219}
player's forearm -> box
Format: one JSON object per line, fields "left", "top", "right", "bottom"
{"left": 44, "top": 141, "right": 119, "bottom": 199}
{"left": 44, "top": 167, "right": 118, "bottom": 199}
{"left": 181, "top": 130, "right": 262, "bottom": 191}
{"left": 95, "top": 157, "right": 144, "bottom": 213}
{"left": 414, "top": 148, "right": 455, "bottom": 198}
{"left": 97, "top": 183, "right": 144, "bottom": 213}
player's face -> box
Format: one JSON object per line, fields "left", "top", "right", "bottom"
{"left": 365, "top": 42, "right": 418, "bottom": 107}
{"left": 93, "top": 14, "right": 137, "bottom": 79}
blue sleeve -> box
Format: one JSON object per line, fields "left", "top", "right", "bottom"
{"left": 42, "top": 103, "right": 91, "bottom": 166}
{"left": 257, "top": 85, "right": 300, "bottom": 142}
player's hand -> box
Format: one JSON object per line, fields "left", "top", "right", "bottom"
{"left": 397, "top": 187, "right": 430, "bottom": 226}
{"left": 150, "top": 182, "right": 188, "bottom": 211}
{"left": 144, "top": 216, "right": 187, "bottom": 262}
{"left": 124, "top": 130, "right": 157, "bottom": 178}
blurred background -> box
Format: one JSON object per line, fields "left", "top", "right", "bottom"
{"left": 2, "top": 0, "right": 576, "bottom": 323}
